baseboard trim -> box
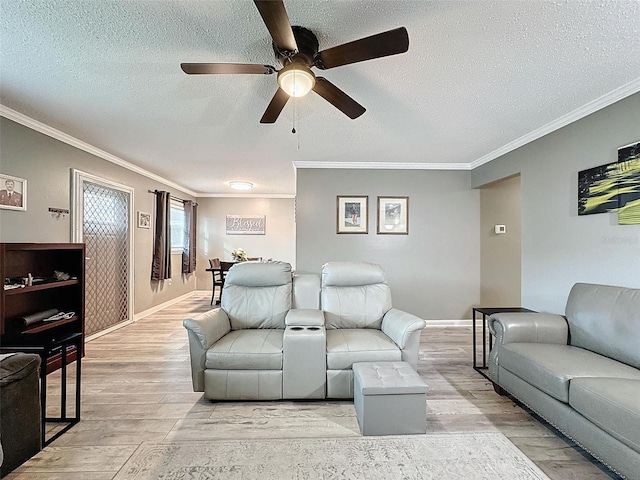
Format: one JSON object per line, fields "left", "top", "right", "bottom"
{"left": 423, "top": 319, "right": 472, "bottom": 327}
{"left": 133, "top": 291, "right": 197, "bottom": 321}
{"left": 86, "top": 320, "right": 134, "bottom": 342}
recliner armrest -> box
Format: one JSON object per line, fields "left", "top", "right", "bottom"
{"left": 489, "top": 312, "right": 568, "bottom": 346}
{"left": 285, "top": 309, "right": 325, "bottom": 326}
{"left": 381, "top": 308, "right": 426, "bottom": 349}
{"left": 183, "top": 308, "right": 231, "bottom": 350}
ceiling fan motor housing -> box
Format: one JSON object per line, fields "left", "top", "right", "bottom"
{"left": 273, "top": 26, "right": 319, "bottom": 66}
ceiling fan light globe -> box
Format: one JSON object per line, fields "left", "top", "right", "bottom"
{"left": 277, "top": 65, "right": 315, "bottom": 97}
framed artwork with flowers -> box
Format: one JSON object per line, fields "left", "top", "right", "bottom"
{"left": 377, "top": 196, "right": 409, "bottom": 234}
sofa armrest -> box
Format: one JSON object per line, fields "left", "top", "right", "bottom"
{"left": 489, "top": 313, "right": 568, "bottom": 346}
{"left": 285, "top": 309, "right": 325, "bottom": 326}
{"left": 183, "top": 308, "right": 231, "bottom": 350}
{"left": 381, "top": 308, "right": 426, "bottom": 349}
{"left": 381, "top": 309, "right": 426, "bottom": 370}
{"left": 182, "top": 309, "right": 231, "bottom": 392}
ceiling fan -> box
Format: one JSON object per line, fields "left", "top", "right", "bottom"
{"left": 180, "top": 0, "right": 409, "bottom": 124}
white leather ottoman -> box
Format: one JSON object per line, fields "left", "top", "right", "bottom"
{"left": 353, "top": 361, "right": 428, "bottom": 436}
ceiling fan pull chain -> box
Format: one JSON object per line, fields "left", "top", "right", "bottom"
{"left": 292, "top": 97, "right": 297, "bottom": 134}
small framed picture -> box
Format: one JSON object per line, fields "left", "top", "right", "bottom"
{"left": 337, "top": 196, "right": 368, "bottom": 234}
{"left": 377, "top": 196, "right": 409, "bottom": 234}
{"left": 137, "top": 211, "right": 151, "bottom": 229}
{"left": 0, "top": 173, "right": 27, "bottom": 211}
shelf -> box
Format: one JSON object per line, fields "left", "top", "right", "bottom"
{"left": 22, "top": 316, "right": 79, "bottom": 334}
{"left": 4, "top": 279, "right": 79, "bottom": 296}
{"left": 1, "top": 242, "right": 85, "bottom": 361}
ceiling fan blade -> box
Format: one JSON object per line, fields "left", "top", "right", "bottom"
{"left": 181, "top": 63, "right": 276, "bottom": 75}
{"left": 314, "top": 27, "right": 409, "bottom": 70}
{"left": 260, "top": 88, "right": 290, "bottom": 123}
{"left": 312, "top": 77, "right": 365, "bottom": 119}
{"left": 253, "top": 0, "right": 297, "bottom": 53}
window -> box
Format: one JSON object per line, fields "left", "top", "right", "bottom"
{"left": 170, "top": 199, "right": 185, "bottom": 252}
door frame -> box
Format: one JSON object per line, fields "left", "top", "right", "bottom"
{"left": 71, "top": 169, "right": 135, "bottom": 337}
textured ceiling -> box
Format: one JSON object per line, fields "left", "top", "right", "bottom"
{"left": 1, "top": 1, "right": 639, "bottom": 195}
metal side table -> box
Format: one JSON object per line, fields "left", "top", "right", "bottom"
{"left": 1, "top": 332, "right": 82, "bottom": 446}
{"left": 472, "top": 307, "right": 534, "bottom": 379}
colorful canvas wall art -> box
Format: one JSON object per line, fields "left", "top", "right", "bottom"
{"left": 616, "top": 141, "right": 640, "bottom": 225}
{"left": 577, "top": 141, "right": 640, "bottom": 225}
{"left": 578, "top": 162, "right": 619, "bottom": 215}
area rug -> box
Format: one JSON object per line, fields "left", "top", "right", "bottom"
{"left": 113, "top": 432, "right": 550, "bottom": 480}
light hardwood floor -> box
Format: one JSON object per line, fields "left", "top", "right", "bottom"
{"left": 6, "top": 292, "right": 618, "bottom": 479}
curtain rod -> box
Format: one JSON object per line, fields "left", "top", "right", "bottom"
{"left": 148, "top": 189, "right": 197, "bottom": 206}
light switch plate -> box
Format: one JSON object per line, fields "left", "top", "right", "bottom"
{"left": 495, "top": 224, "right": 507, "bottom": 234}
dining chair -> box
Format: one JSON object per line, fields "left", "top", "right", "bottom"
{"left": 208, "top": 258, "right": 224, "bottom": 305}
{"left": 218, "top": 261, "right": 236, "bottom": 304}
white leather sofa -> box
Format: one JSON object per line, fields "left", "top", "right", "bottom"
{"left": 488, "top": 283, "right": 640, "bottom": 479}
{"left": 183, "top": 261, "right": 426, "bottom": 401}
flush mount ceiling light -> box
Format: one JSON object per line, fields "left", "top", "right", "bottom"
{"left": 277, "top": 62, "right": 315, "bottom": 97}
{"left": 229, "top": 181, "right": 254, "bottom": 191}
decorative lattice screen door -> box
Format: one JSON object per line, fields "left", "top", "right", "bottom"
{"left": 72, "top": 170, "right": 134, "bottom": 338}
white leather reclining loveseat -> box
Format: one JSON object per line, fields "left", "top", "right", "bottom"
{"left": 183, "top": 261, "right": 426, "bottom": 401}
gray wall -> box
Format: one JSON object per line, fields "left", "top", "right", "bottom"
{"left": 0, "top": 117, "right": 196, "bottom": 314}
{"left": 472, "top": 93, "right": 640, "bottom": 314}
{"left": 480, "top": 174, "right": 521, "bottom": 306}
{"left": 296, "top": 169, "right": 480, "bottom": 320}
{"left": 196, "top": 196, "right": 296, "bottom": 293}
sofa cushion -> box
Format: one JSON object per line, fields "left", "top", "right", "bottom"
{"left": 565, "top": 283, "right": 640, "bottom": 369}
{"left": 499, "top": 343, "right": 640, "bottom": 402}
{"left": 222, "top": 261, "right": 292, "bottom": 330}
{"left": 205, "top": 330, "right": 283, "bottom": 370}
{"left": 326, "top": 329, "right": 401, "bottom": 370}
{"left": 321, "top": 262, "right": 392, "bottom": 329}
{"left": 570, "top": 377, "right": 640, "bottom": 453}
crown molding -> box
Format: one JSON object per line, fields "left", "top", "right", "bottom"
{"left": 196, "top": 193, "right": 296, "bottom": 199}
{"left": 293, "top": 161, "right": 471, "bottom": 170}
{"left": 0, "top": 105, "right": 198, "bottom": 197}
{"left": 469, "top": 77, "right": 640, "bottom": 170}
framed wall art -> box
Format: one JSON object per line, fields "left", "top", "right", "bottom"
{"left": 226, "top": 215, "right": 266, "bottom": 235}
{"left": 377, "top": 196, "right": 409, "bottom": 234}
{"left": 577, "top": 140, "right": 640, "bottom": 225}
{"left": 0, "top": 173, "right": 27, "bottom": 211}
{"left": 617, "top": 141, "right": 640, "bottom": 225}
{"left": 137, "top": 211, "right": 151, "bottom": 229}
{"left": 337, "top": 196, "right": 368, "bottom": 234}
{"left": 577, "top": 161, "right": 619, "bottom": 215}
